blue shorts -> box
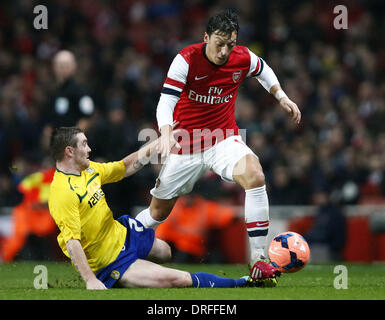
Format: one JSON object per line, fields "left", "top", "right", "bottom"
{"left": 96, "top": 215, "right": 155, "bottom": 288}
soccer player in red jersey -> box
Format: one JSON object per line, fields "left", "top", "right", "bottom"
{"left": 136, "top": 9, "right": 300, "bottom": 284}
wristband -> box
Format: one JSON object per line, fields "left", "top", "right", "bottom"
{"left": 274, "top": 89, "right": 288, "bottom": 101}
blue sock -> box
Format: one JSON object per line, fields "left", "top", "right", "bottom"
{"left": 190, "top": 272, "right": 247, "bottom": 288}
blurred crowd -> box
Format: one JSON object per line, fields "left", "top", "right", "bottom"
{"left": 0, "top": 0, "right": 385, "bottom": 215}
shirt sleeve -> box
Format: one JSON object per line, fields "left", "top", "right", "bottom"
{"left": 90, "top": 160, "right": 126, "bottom": 185}
{"left": 256, "top": 60, "right": 280, "bottom": 92}
{"left": 49, "top": 186, "right": 81, "bottom": 243}
{"left": 161, "top": 53, "right": 188, "bottom": 97}
{"left": 156, "top": 94, "right": 179, "bottom": 129}
{"left": 156, "top": 53, "right": 188, "bottom": 129}
{"left": 247, "top": 49, "right": 280, "bottom": 92}
{"left": 247, "top": 49, "right": 264, "bottom": 77}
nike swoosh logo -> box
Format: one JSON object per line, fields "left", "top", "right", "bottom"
{"left": 195, "top": 75, "right": 208, "bottom": 80}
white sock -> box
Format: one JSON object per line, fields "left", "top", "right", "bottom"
{"left": 244, "top": 185, "right": 269, "bottom": 264}
{"left": 135, "top": 207, "right": 165, "bottom": 230}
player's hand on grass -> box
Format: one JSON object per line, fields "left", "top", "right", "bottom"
{"left": 86, "top": 277, "right": 107, "bottom": 290}
{"left": 279, "top": 97, "right": 301, "bottom": 124}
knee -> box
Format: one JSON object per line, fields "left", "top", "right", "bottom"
{"left": 161, "top": 243, "right": 172, "bottom": 263}
{"left": 151, "top": 239, "right": 172, "bottom": 263}
{"left": 249, "top": 170, "right": 266, "bottom": 188}
{"left": 242, "top": 168, "right": 265, "bottom": 190}
{"left": 234, "top": 155, "right": 265, "bottom": 189}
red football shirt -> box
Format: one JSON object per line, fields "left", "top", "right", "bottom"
{"left": 161, "top": 42, "right": 263, "bottom": 153}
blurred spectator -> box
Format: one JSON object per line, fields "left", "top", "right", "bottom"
{"left": 43, "top": 50, "right": 96, "bottom": 130}
{"left": 268, "top": 165, "right": 297, "bottom": 205}
{"left": 155, "top": 193, "right": 237, "bottom": 263}
{"left": 0, "top": 167, "right": 57, "bottom": 262}
{"left": 306, "top": 188, "right": 347, "bottom": 262}
{"left": 0, "top": 172, "right": 23, "bottom": 208}
{"left": 86, "top": 104, "right": 147, "bottom": 214}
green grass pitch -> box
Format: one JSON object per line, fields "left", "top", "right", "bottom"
{"left": 1, "top": 261, "right": 385, "bottom": 300}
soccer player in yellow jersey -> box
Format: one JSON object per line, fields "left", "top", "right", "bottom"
{"left": 48, "top": 127, "right": 261, "bottom": 289}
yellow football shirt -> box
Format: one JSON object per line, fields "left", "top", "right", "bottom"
{"left": 48, "top": 160, "right": 127, "bottom": 273}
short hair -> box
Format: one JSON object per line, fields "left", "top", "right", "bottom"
{"left": 206, "top": 9, "right": 239, "bottom": 36}
{"left": 50, "top": 127, "right": 83, "bottom": 161}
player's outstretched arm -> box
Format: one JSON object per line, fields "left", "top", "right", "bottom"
{"left": 252, "top": 53, "right": 301, "bottom": 124}
{"left": 122, "top": 123, "right": 180, "bottom": 177}
{"left": 121, "top": 138, "right": 159, "bottom": 178}
{"left": 66, "top": 239, "right": 107, "bottom": 290}
{"left": 270, "top": 84, "right": 301, "bottom": 124}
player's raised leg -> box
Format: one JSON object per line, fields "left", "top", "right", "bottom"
{"left": 233, "top": 154, "right": 269, "bottom": 263}
{"left": 136, "top": 152, "right": 207, "bottom": 229}
{"left": 232, "top": 154, "right": 279, "bottom": 282}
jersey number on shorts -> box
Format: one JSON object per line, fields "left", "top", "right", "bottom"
{"left": 129, "top": 218, "right": 144, "bottom": 232}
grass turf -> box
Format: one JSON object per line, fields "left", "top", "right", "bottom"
{"left": 1, "top": 261, "right": 385, "bottom": 300}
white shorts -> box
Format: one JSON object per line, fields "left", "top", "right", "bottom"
{"left": 150, "top": 135, "right": 257, "bottom": 199}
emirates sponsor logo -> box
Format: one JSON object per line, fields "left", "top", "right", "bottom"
{"left": 188, "top": 86, "right": 233, "bottom": 105}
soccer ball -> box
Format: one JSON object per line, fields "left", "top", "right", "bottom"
{"left": 268, "top": 231, "right": 310, "bottom": 273}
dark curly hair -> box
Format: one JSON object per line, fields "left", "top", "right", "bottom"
{"left": 206, "top": 8, "right": 239, "bottom": 36}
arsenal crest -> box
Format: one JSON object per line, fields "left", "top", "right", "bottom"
{"left": 232, "top": 70, "right": 242, "bottom": 83}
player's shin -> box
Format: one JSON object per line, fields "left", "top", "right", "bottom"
{"left": 190, "top": 272, "right": 247, "bottom": 288}
{"left": 135, "top": 207, "right": 165, "bottom": 230}
{"left": 244, "top": 185, "right": 269, "bottom": 265}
